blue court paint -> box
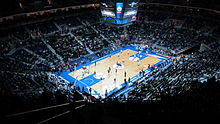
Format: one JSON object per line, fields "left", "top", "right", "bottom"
{"left": 129, "top": 53, "right": 148, "bottom": 61}
{"left": 79, "top": 74, "right": 101, "bottom": 87}
{"left": 60, "top": 71, "right": 76, "bottom": 83}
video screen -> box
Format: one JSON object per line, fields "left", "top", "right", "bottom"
{"left": 101, "top": 10, "right": 116, "bottom": 18}
{"left": 103, "top": 16, "right": 136, "bottom": 25}
{"left": 123, "top": 9, "right": 138, "bottom": 18}
{"left": 100, "top": 0, "right": 139, "bottom": 25}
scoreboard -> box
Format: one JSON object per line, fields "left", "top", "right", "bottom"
{"left": 100, "top": 0, "right": 139, "bottom": 25}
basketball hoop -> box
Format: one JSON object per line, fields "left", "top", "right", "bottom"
{"left": 82, "top": 66, "right": 89, "bottom": 75}
{"left": 82, "top": 66, "right": 87, "bottom": 70}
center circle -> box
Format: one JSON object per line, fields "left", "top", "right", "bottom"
{"left": 129, "top": 57, "right": 140, "bottom": 61}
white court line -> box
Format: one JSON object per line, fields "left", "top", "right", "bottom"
{"left": 58, "top": 76, "right": 70, "bottom": 83}
{"left": 91, "top": 48, "right": 129, "bottom": 64}
{"left": 75, "top": 79, "right": 89, "bottom": 87}
{"left": 58, "top": 74, "right": 90, "bottom": 89}
{"left": 147, "top": 54, "right": 166, "bottom": 59}
{"left": 91, "top": 50, "right": 116, "bottom": 63}
{"left": 133, "top": 77, "right": 138, "bottom": 80}
{"left": 130, "top": 77, "right": 136, "bottom": 81}
{"left": 130, "top": 70, "right": 151, "bottom": 82}
{"left": 91, "top": 55, "right": 108, "bottom": 63}
{"left": 117, "top": 88, "right": 130, "bottom": 96}
{"left": 130, "top": 79, "right": 135, "bottom": 82}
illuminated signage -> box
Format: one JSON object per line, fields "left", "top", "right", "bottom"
{"left": 101, "top": 10, "right": 115, "bottom": 17}
{"left": 116, "top": 2, "right": 123, "bottom": 18}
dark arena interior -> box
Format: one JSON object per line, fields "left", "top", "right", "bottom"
{"left": 1, "top": 0, "right": 220, "bottom": 123}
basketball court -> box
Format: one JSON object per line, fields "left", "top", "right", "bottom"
{"left": 59, "top": 45, "right": 169, "bottom": 98}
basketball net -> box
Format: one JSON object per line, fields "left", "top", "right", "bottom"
{"left": 82, "top": 66, "right": 89, "bottom": 76}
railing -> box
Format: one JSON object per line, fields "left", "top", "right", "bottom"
{"left": 5, "top": 100, "right": 86, "bottom": 124}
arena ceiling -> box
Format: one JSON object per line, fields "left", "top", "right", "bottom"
{"left": 0, "top": 0, "right": 219, "bottom": 17}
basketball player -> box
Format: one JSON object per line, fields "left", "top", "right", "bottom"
{"left": 138, "top": 50, "right": 141, "bottom": 55}
{"left": 124, "top": 78, "right": 127, "bottom": 85}
{"left": 109, "top": 67, "right": 111, "bottom": 72}
{"left": 107, "top": 69, "right": 110, "bottom": 75}
{"left": 89, "top": 88, "right": 92, "bottom": 94}
{"left": 140, "top": 54, "right": 142, "bottom": 58}
{"left": 146, "top": 50, "right": 148, "bottom": 54}
{"left": 118, "top": 53, "right": 120, "bottom": 57}
{"left": 94, "top": 71, "right": 96, "bottom": 75}
{"left": 137, "top": 60, "right": 140, "bottom": 66}
{"left": 105, "top": 89, "right": 108, "bottom": 97}
{"left": 139, "top": 71, "right": 142, "bottom": 76}
{"left": 122, "top": 58, "right": 125, "bottom": 63}
{"left": 127, "top": 51, "right": 130, "bottom": 55}
{"left": 82, "top": 87, "right": 85, "bottom": 92}
{"left": 142, "top": 70, "right": 145, "bottom": 77}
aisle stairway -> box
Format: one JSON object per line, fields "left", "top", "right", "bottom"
{"left": 41, "top": 38, "right": 65, "bottom": 65}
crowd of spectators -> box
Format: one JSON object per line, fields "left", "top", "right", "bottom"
{"left": 126, "top": 49, "right": 219, "bottom": 101}
{"left": 46, "top": 32, "right": 88, "bottom": 62}
{"left": 71, "top": 25, "right": 109, "bottom": 52}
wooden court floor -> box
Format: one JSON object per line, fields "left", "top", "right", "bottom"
{"left": 69, "top": 49, "right": 161, "bottom": 95}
